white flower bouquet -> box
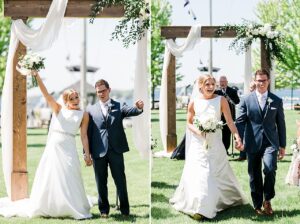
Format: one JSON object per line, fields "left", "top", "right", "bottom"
{"left": 193, "top": 115, "right": 224, "bottom": 149}
{"left": 18, "top": 53, "right": 45, "bottom": 87}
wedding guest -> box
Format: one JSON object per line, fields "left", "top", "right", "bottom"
{"left": 215, "top": 75, "right": 240, "bottom": 155}
{"left": 87, "top": 79, "right": 144, "bottom": 218}
{"left": 285, "top": 121, "right": 300, "bottom": 186}
{"left": 0, "top": 70, "right": 92, "bottom": 219}
{"left": 236, "top": 69, "right": 286, "bottom": 215}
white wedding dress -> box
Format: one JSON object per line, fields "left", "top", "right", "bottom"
{"left": 0, "top": 109, "right": 92, "bottom": 219}
{"left": 170, "top": 96, "right": 247, "bottom": 219}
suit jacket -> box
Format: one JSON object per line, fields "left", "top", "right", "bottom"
{"left": 215, "top": 86, "right": 240, "bottom": 120}
{"left": 235, "top": 91, "right": 286, "bottom": 153}
{"left": 87, "top": 99, "right": 143, "bottom": 159}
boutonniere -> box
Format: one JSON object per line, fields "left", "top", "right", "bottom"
{"left": 107, "top": 103, "right": 114, "bottom": 114}
{"left": 267, "top": 97, "right": 273, "bottom": 105}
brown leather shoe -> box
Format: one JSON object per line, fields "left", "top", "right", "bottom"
{"left": 101, "top": 213, "right": 109, "bottom": 218}
{"left": 263, "top": 201, "right": 274, "bottom": 215}
{"left": 255, "top": 208, "right": 264, "bottom": 215}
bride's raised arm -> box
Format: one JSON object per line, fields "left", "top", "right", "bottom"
{"left": 31, "top": 70, "right": 61, "bottom": 114}
{"left": 220, "top": 96, "right": 243, "bottom": 150}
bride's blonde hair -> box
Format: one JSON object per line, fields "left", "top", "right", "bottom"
{"left": 198, "top": 74, "right": 216, "bottom": 89}
{"left": 63, "top": 89, "right": 79, "bottom": 104}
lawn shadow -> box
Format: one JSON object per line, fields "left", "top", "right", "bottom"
{"left": 176, "top": 118, "right": 187, "bottom": 122}
{"left": 151, "top": 193, "right": 169, "bottom": 203}
{"left": 27, "top": 144, "right": 46, "bottom": 148}
{"left": 215, "top": 203, "right": 300, "bottom": 222}
{"left": 109, "top": 213, "right": 149, "bottom": 222}
{"left": 151, "top": 181, "right": 177, "bottom": 189}
{"left": 151, "top": 207, "right": 175, "bottom": 220}
{"left": 27, "top": 133, "right": 47, "bottom": 136}
{"left": 151, "top": 118, "right": 159, "bottom": 122}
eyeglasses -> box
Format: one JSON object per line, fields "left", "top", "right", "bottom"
{"left": 255, "top": 79, "right": 268, "bottom": 83}
{"left": 97, "top": 89, "right": 108, "bottom": 94}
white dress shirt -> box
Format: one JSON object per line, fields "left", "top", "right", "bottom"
{"left": 99, "top": 99, "right": 111, "bottom": 117}
{"left": 255, "top": 90, "right": 268, "bottom": 110}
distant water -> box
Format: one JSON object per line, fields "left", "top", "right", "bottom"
{"left": 154, "top": 87, "right": 300, "bottom": 110}
{"left": 274, "top": 89, "right": 300, "bottom": 109}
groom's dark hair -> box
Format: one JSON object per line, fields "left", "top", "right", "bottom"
{"left": 255, "top": 69, "right": 270, "bottom": 79}
{"left": 95, "top": 79, "right": 110, "bottom": 89}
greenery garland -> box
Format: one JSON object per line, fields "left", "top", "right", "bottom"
{"left": 216, "top": 21, "right": 285, "bottom": 64}
{"left": 90, "top": 0, "right": 149, "bottom": 48}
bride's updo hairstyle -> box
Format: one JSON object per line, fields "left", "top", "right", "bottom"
{"left": 198, "top": 74, "right": 216, "bottom": 90}
{"left": 63, "top": 89, "right": 79, "bottom": 104}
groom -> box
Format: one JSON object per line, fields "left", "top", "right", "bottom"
{"left": 87, "top": 79, "right": 144, "bottom": 217}
{"left": 235, "top": 69, "right": 286, "bottom": 215}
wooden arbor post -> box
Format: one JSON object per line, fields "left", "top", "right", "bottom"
{"left": 4, "top": 0, "right": 124, "bottom": 201}
{"left": 11, "top": 34, "right": 28, "bottom": 201}
{"left": 161, "top": 26, "right": 271, "bottom": 152}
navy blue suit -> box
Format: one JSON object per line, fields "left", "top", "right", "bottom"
{"left": 236, "top": 91, "right": 286, "bottom": 209}
{"left": 87, "top": 99, "right": 143, "bottom": 215}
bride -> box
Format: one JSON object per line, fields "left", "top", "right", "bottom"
{"left": 0, "top": 71, "right": 92, "bottom": 219}
{"left": 170, "top": 74, "right": 247, "bottom": 220}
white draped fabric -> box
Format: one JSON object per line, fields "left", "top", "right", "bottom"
{"left": 243, "top": 47, "right": 252, "bottom": 95}
{"left": 154, "top": 25, "right": 201, "bottom": 157}
{"left": 132, "top": 32, "right": 151, "bottom": 159}
{"left": 1, "top": 0, "right": 150, "bottom": 198}
{"left": 1, "top": 0, "right": 68, "bottom": 198}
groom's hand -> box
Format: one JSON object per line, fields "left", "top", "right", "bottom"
{"left": 135, "top": 100, "right": 144, "bottom": 110}
{"left": 278, "top": 147, "right": 285, "bottom": 160}
{"left": 234, "top": 139, "right": 244, "bottom": 151}
{"left": 84, "top": 154, "right": 93, "bottom": 166}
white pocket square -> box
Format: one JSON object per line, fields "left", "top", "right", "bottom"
{"left": 111, "top": 109, "right": 118, "bottom": 112}
{"left": 270, "top": 107, "right": 277, "bottom": 110}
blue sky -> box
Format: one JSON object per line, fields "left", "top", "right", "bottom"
{"left": 168, "top": 0, "right": 260, "bottom": 86}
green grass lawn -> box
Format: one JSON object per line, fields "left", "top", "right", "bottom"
{"left": 0, "top": 128, "right": 150, "bottom": 224}
{"left": 151, "top": 109, "right": 300, "bottom": 224}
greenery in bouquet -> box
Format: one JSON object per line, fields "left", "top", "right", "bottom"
{"left": 18, "top": 53, "right": 45, "bottom": 87}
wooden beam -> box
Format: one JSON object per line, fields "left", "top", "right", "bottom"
{"left": 161, "top": 26, "right": 237, "bottom": 39}
{"left": 4, "top": 0, "right": 124, "bottom": 18}
{"left": 166, "top": 51, "right": 177, "bottom": 153}
{"left": 260, "top": 38, "right": 271, "bottom": 74}
{"left": 12, "top": 39, "right": 28, "bottom": 201}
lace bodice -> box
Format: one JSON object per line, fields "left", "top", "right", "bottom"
{"left": 49, "top": 109, "right": 84, "bottom": 135}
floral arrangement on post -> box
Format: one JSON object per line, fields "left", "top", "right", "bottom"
{"left": 216, "top": 20, "right": 285, "bottom": 63}
{"left": 90, "top": 0, "right": 150, "bottom": 48}
{"left": 17, "top": 53, "right": 45, "bottom": 87}
{"left": 193, "top": 115, "right": 224, "bottom": 150}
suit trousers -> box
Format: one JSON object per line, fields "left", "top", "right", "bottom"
{"left": 93, "top": 148, "right": 129, "bottom": 215}
{"left": 247, "top": 142, "right": 277, "bottom": 209}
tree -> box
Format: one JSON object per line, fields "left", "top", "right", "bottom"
{"left": 256, "top": 0, "right": 300, "bottom": 89}
{"left": 151, "top": 0, "right": 183, "bottom": 109}
{"left": 0, "top": 0, "right": 11, "bottom": 93}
